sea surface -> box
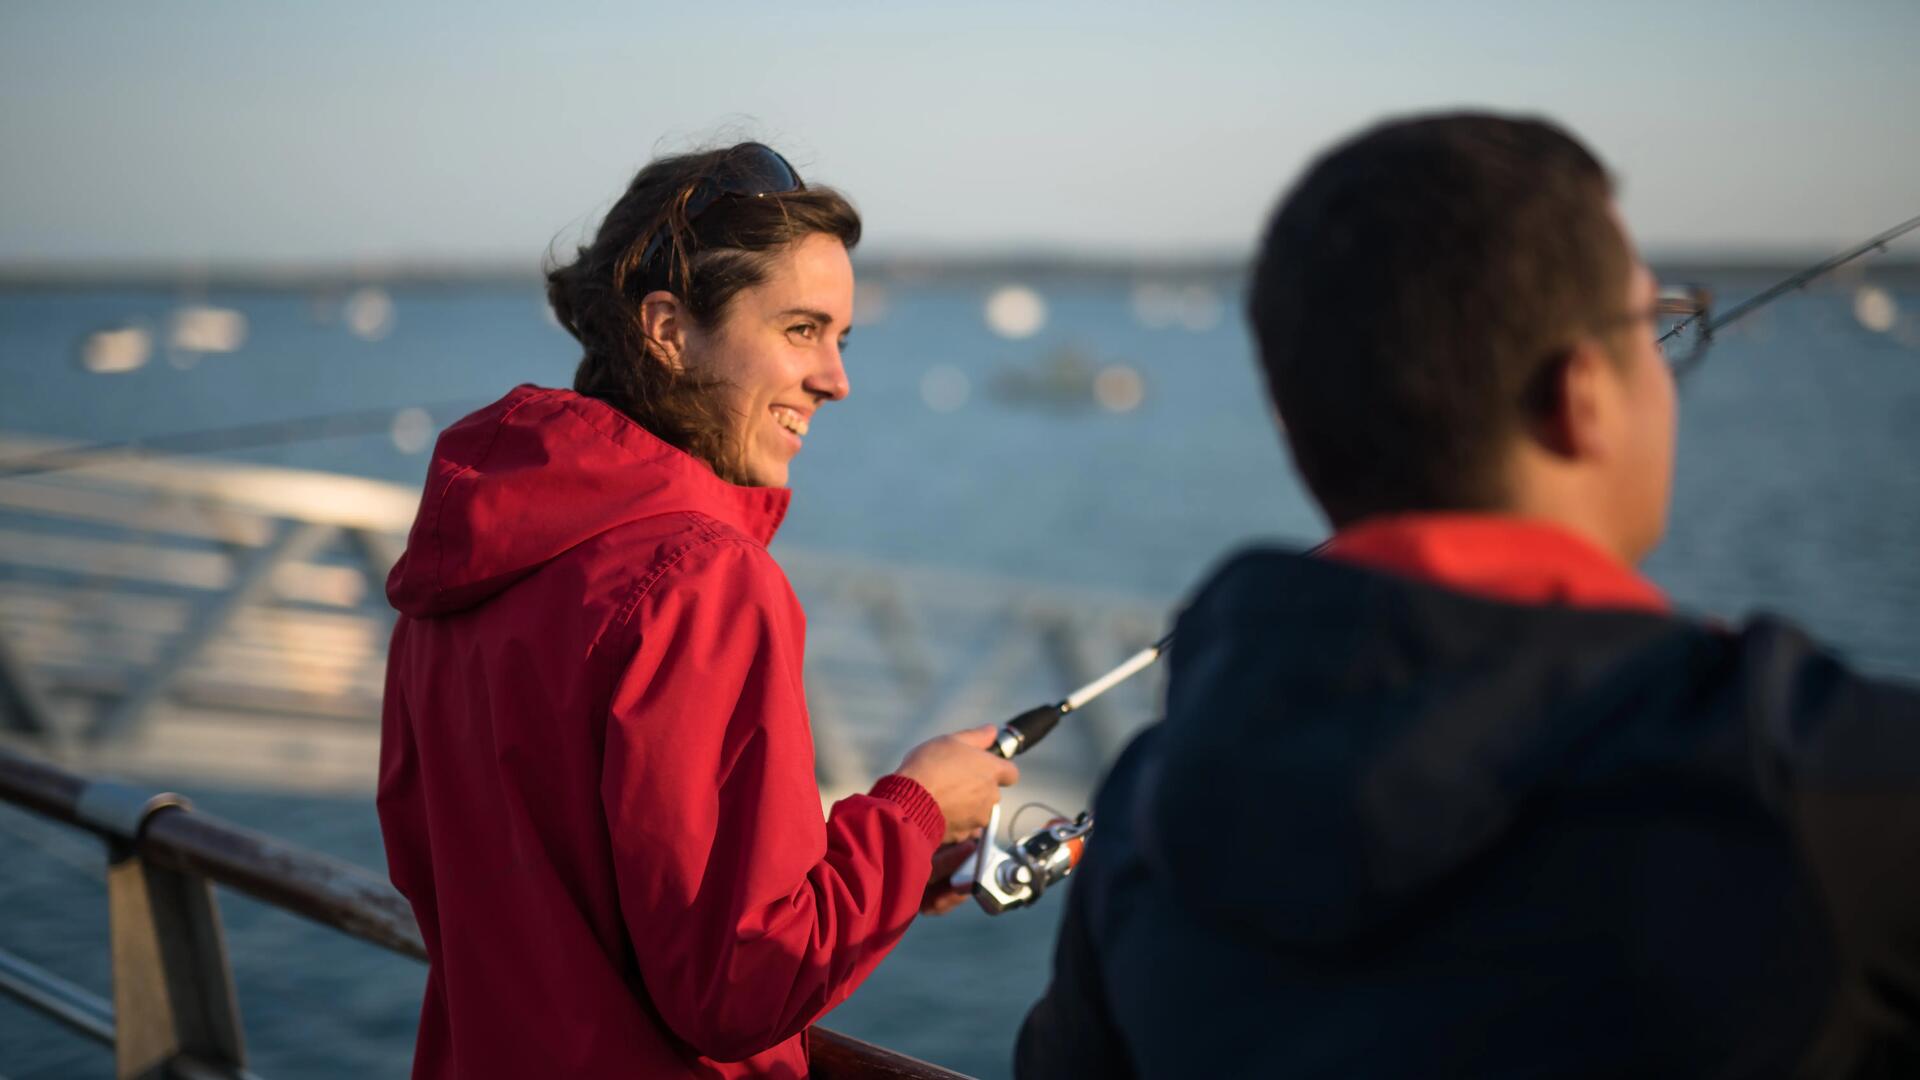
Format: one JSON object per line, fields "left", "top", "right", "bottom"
{"left": 1, "top": 263, "right": 1918, "bottom": 1078}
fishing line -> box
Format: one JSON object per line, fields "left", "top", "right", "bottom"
{"left": 0, "top": 399, "right": 483, "bottom": 480}
{"left": 1008, "top": 802, "right": 1073, "bottom": 840}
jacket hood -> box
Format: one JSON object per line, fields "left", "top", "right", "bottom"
{"left": 386, "top": 386, "right": 790, "bottom": 617}
{"left": 1142, "top": 549, "right": 1704, "bottom": 950}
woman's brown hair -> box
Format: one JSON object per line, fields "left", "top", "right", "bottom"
{"left": 546, "top": 144, "right": 861, "bottom": 483}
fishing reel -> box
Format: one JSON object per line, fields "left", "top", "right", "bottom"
{"left": 948, "top": 634, "right": 1172, "bottom": 915}
{"left": 952, "top": 803, "right": 1094, "bottom": 914}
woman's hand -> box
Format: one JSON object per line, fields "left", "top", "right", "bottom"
{"left": 921, "top": 836, "right": 980, "bottom": 915}
{"left": 895, "top": 725, "right": 1020, "bottom": 844}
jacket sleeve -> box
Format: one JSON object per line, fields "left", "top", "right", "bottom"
{"left": 600, "top": 537, "right": 945, "bottom": 1063}
{"left": 1748, "top": 619, "right": 1920, "bottom": 1072}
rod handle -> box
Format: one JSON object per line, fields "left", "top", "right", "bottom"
{"left": 995, "top": 704, "right": 1066, "bottom": 758}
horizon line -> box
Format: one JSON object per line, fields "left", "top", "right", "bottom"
{"left": 2, "top": 246, "right": 1916, "bottom": 289}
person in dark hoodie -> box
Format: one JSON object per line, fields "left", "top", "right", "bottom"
{"left": 1016, "top": 113, "right": 1920, "bottom": 1078}
{"left": 376, "top": 143, "right": 1017, "bottom": 1079}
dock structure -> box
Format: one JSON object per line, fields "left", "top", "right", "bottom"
{"left": 0, "top": 432, "right": 1168, "bottom": 806}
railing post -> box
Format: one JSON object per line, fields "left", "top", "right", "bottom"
{"left": 77, "top": 780, "right": 247, "bottom": 1080}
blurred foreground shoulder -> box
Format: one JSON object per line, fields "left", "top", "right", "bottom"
{"left": 1015, "top": 724, "right": 1165, "bottom": 1080}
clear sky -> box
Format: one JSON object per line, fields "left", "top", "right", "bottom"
{"left": 3, "top": 1, "right": 1916, "bottom": 265}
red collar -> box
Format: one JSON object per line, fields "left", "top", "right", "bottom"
{"left": 1319, "top": 513, "right": 1668, "bottom": 614}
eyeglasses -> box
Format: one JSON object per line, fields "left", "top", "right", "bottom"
{"left": 1531, "top": 283, "right": 1717, "bottom": 408}
{"left": 1652, "top": 283, "right": 1714, "bottom": 375}
{"left": 639, "top": 143, "right": 805, "bottom": 273}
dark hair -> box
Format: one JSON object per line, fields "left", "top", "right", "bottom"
{"left": 1247, "top": 112, "right": 1627, "bottom": 526}
{"left": 546, "top": 144, "right": 861, "bottom": 482}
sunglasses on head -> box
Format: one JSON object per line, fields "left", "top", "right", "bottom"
{"left": 639, "top": 143, "right": 804, "bottom": 273}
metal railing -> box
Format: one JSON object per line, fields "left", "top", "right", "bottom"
{"left": 0, "top": 746, "right": 972, "bottom": 1079}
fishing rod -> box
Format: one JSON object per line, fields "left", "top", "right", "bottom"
{"left": 1660, "top": 212, "right": 1920, "bottom": 369}
{"left": 987, "top": 632, "right": 1173, "bottom": 759}
{"left": 954, "top": 632, "right": 1176, "bottom": 914}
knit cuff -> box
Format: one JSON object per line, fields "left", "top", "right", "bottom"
{"left": 868, "top": 774, "right": 945, "bottom": 847}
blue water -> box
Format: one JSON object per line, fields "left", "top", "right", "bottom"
{"left": 1, "top": 267, "right": 1918, "bottom": 1077}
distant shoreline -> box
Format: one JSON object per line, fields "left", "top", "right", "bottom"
{"left": 1, "top": 253, "right": 1915, "bottom": 290}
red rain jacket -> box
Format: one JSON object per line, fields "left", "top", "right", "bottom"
{"left": 377, "top": 386, "right": 945, "bottom": 1079}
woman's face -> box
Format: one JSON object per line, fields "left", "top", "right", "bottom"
{"left": 677, "top": 233, "right": 855, "bottom": 487}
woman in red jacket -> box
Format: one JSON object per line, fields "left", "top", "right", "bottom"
{"left": 377, "top": 143, "right": 1017, "bottom": 1079}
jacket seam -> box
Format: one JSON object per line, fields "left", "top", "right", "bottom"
{"left": 607, "top": 514, "right": 766, "bottom": 636}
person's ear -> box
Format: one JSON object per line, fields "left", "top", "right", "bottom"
{"left": 637, "top": 290, "right": 687, "bottom": 370}
{"left": 1526, "top": 339, "right": 1614, "bottom": 463}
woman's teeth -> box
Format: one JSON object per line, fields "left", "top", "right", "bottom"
{"left": 772, "top": 406, "right": 810, "bottom": 436}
